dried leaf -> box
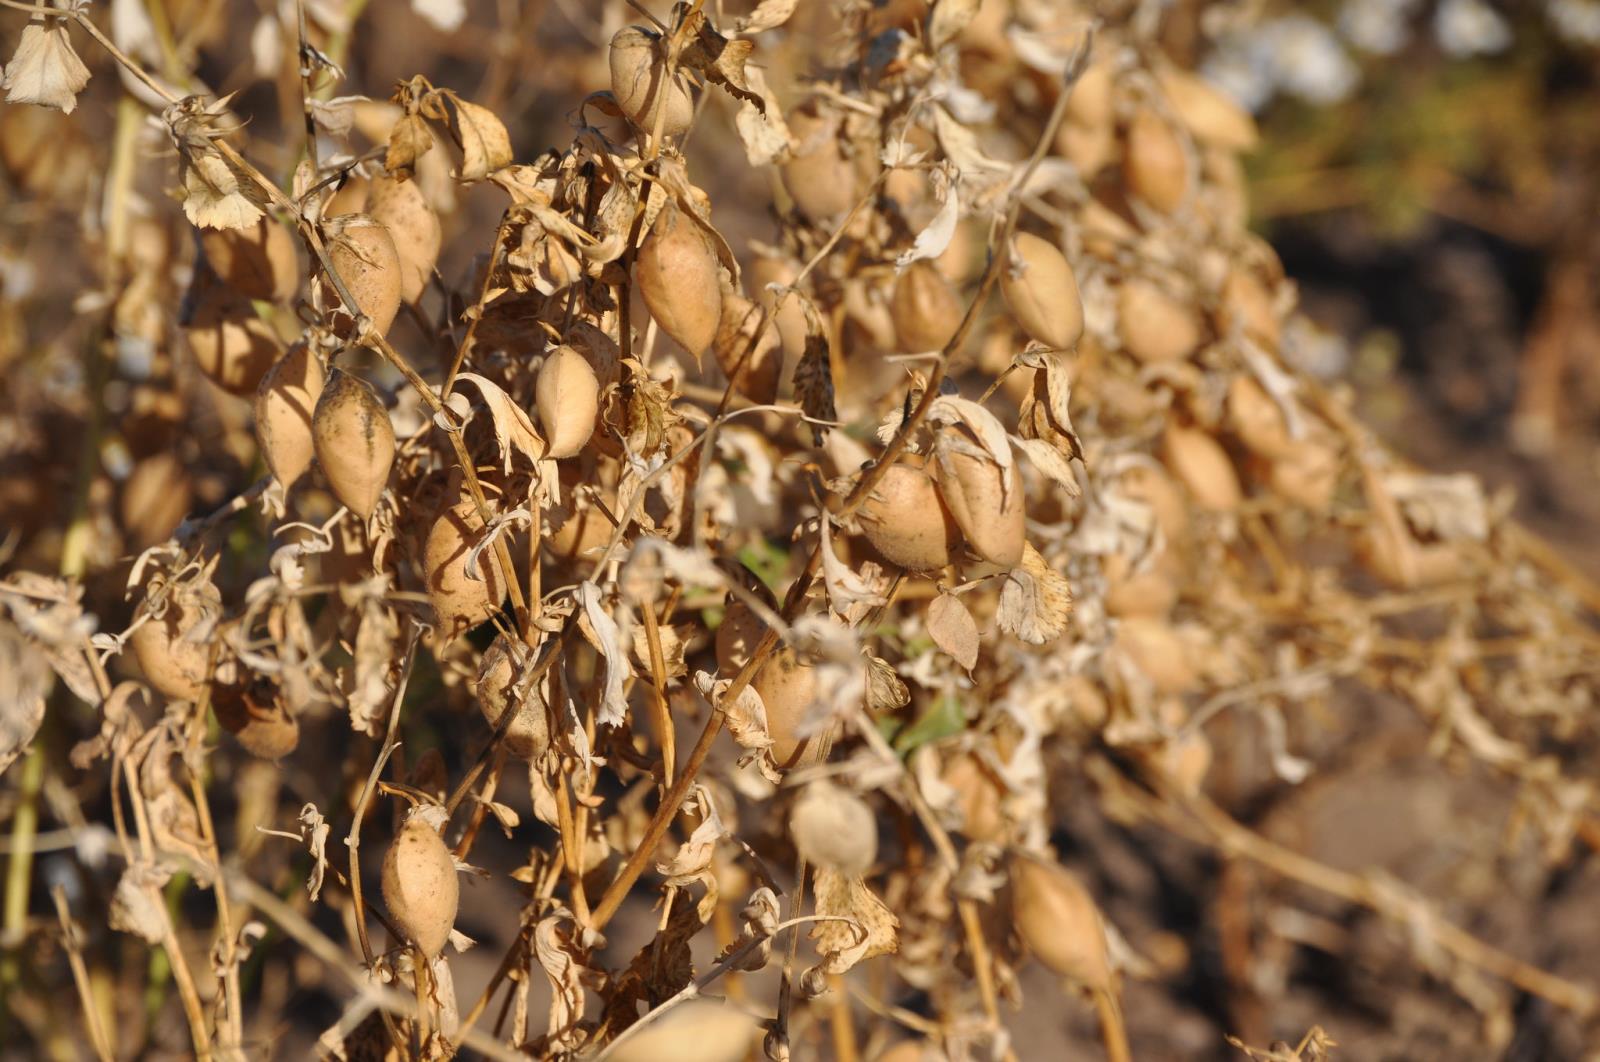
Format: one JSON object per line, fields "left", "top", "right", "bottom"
{"left": 805, "top": 867, "right": 899, "bottom": 992}
{"left": 386, "top": 112, "right": 435, "bottom": 177}
{"left": 656, "top": 785, "right": 726, "bottom": 920}
{"left": 791, "top": 293, "right": 837, "bottom": 445}
{"left": 447, "top": 373, "right": 546, "bottom": 472}
{"left": 732, "top": 63, "right": 793, "bottom": 166}
{"left": 109, "top": 864, "right": 172, "bottom": 944}
{"left": 927, "top": 592, "right": 979, "bottom": 671}
{"left": 181, "top": 150, "right": 266, "bottom": 231}
{"left": 1011, "top": 434, "right": 1081, "bottom": 496}
{"left": 2, "top": 15, "right": 91, "bottom": 114}
{"left": 576, "top": 582, "right": 633, "bottom": 729}
{"left": 738, "top": 0, "right": 800, "bottom": 33}
{"left": 531, "top": 908, "right": 599, "bottom": 1053}
{"left": 0, "top": 618, "right": 50, "bottom": 775}
{"left": 820, "top": 516, "right": 888, "bottom": 622}
{"left": 927, "top": 0, "right": 983, "bottom": 50}
{"left": 864, "top": 654, "right": 910, "bottom": 714}
{"left": 894, "top": 182, "right": 960, "bottom": 270}
{"left": 431, "top": 90, "right": 511, "bottom": 181}
{"left": 997, "top": 543, "right": 1072, "bottom": 645}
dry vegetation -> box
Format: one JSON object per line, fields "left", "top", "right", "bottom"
{"left": 1, "top": 1, "right": 1598, "bottom": 1060}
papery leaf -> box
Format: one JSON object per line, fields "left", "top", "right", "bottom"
{"left": 790, "top": 292, "right": 837, "bottom": 445}
{"left": 739, "top": 0, "right": 800, "bottom": 33}
{"left": 2, "top": 16, "right": 91, "bottom": 114}
{"left": 997, "top": 543, "right": 1071, "bottom": 645}
{"left": 576, "top": 582, "right": 633, "bottom": 729}
{"left": 448, "top": 373, "right": 546, "bottom": 472}
{"left": 927, "top": 592, "right": 980, "bottom": 671}
{"left": 431, "top": 90, "right": 511, "bottom": 181}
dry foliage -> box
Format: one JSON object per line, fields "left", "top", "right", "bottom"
{"left": 1, "top": 1, "right": 1599, "bottom": 1060}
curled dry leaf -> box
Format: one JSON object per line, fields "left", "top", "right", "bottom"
{"left": 927, "top": 592, "right": 980, "bottom": 671}
{"left": 996, "top": 543, "right": 1071, "bottom": 645}
{"left": 804, "top": 866, "right": 899, "bottom": 995}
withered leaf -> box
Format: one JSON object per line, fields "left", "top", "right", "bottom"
{"left": 997, "top": 542, "right": 1072, "bottom": 645}
{"left": 0, "top": 617, "right": 50, "bottom": 775}
{"left": 738, "top": 0, "right": 800, "bottom": 33}
{"left": 790, "top": 293, "right": 837, "bottom": 445}
{"left": 576, "top": 582, "right": 633, "bottom": 729}
{"left": 678, "top": 10, "right": 764, "bottom": 111}
{"left": 2, "top": 15, "right": 91, "bottom": 114}
{"left": 927, "top": 592, "right": 980, "bottom": 671}
{"left": 864, "top": 654, "right": 910, "bottom": 714}
{"left": 447, "top": 373, "right": 546, "bottom": 472}
{"left": 806, "top": 867, "right": 899, "bottom": 990}
{"left": 385, "top": 112, "right": 435, "bottom": 178}
{"left": 430, "top": 90, "right": 512, "bottom": 181}
{"left": 181, "top": 150, "right": 266, "bottom": 231}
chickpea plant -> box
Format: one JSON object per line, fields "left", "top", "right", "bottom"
{"left": 2, "top": 1, "right": 1599, "bottom": 1061}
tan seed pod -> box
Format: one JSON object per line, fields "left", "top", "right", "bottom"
{"left": 1009, "top": 850, "right": 1113, "bottom": 992}
{"left": 475, "top": 633, "right": 549, "bottom": 760}
{"left": 781, "top": 100, "right": 857, "bottom": 223}
{"left": 1218, "top": 267, "right": 1280, "bottom": 348}
{"left": 323, "top": 174, "right": 370, "bottom": 217}
{"left": 323, "top": 213, "right": 402, "bottom": 338}
{"left": 121, "top": 453, "right": 192, "bottom": 549}
{"left": 182, "top": 276, "right": 282, "bottom": 395}
{"left": 713, "top": 292, "right": 783, "bottom": 404}
{"left": 1056, "top": 119, "right": 1117, "bottom": 179}
{"left": 891, "top": 261, "right": 963, "bottom": 353}
{"left": 1001, "top": 233, "right": 1083, "bottom": 350}
{"left": 254, "top": 342, "right": 326, "bottom": 489}
{"left": 425, "top": 493, "right": 506, "bottom": 642}
{"left": 198, "top": 217, "right": 299, "bottom": 302}
{"left": 312, "top": 368, "right": 395, "bottom": 521}
{"left": 130, "top": 580, "right": 221, "bottom": 702}
{"left": 1102, "top": 548, "right": 1180, "bottom": 619}
{"left": 536, "top": 346, "right": 600, "bottom": 458}
{"left": 1066, "top": 60, "right": 1115, "bottom": 130}
{"left": 930, "top": 429, "right": 1026, "bottom": 570}
{"left": 609, "top": 26, "right": 695, "bottom": 138}
{"left": 381, "top": 805, "right": 458, "bottom": 959}
{"left": 1161, "top": 424, "right": 1242, "bottom": 512}
{"left": 636, "top": 202, "right": 721, "bottom": 359}
{"left": 366, "top": 174, "right": 441, "bottom": 304}
{"left": 213, "top": 680, "right": 299, "bottom": 760}
{"left": 1119, "top": 463, "right": 1192, "bottom": 548}
{"left": 606, "top": 1000, "right": 757, "bottom": 1062}
{"left": 714, "top": 600, "right": 818, "bottom": 768}
{"left": 856, "top": 462, "right": 962, "bottom": 572}
{"left": 942, "top": 753, "right": 1005, "bottom": 842}
{"left": 1116, "top": 278, "right": 1203, "bottom": 364}
{"left": 1124, "top": 107, "right": 1189, "bottom": 213}
{"left": 546, "top": 488, "right": 615, "bottom": 567}
{"left": 1112, "top": 616, "right": 1198, "bottom": 695}
{"left": 1226, "top": 376, "right": 1292, "bottom": 459}
{"left": 750, "top": 253, "right": 808, "bottom": 367}
{"left": 1157, "top": 66, "right": 1258, "bottom": 152}
{"left": 1262, "top": 432, "right": 1341, "bottom": 512}
{"left": 789, "top": 780, "right": 878, "bottom": 876}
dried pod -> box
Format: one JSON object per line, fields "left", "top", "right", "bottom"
{"left": 1102, "top": 549, "right": 1180, "bottom": 619}
{"left": 1119, "top": 462, "right": 1192, "bottom": 548}
{"left": 213, "top": 679, "right": 299, "bottom": 760}
{"left": 856, "top": 462, "right": 963, "bottom": 572}
{"left": 713, "top": 292, "right": 783, "bottom": 404}
{"left": 366, "top": 174, "right": 441, "bottom": 304}
{"left": 424, "top": 492, "right": 506, "bottom": 642}
{"left": 931, "top": 428, "right": 1026, "bottom": 570}
{"left": 790, "top": 780, "right": 878, "bottom": 875}
{"left": 324, "top": 174, "right": 370, "bottom": 217}
{"left": 606, "top": 1000, "right": 757, "bottom": 1062}
{"left": 1002, "top": 233, "right": 1083, "bottom": 350}
{"left": 714, "top": 600, "right": 817, "bottom": 768}
{"left": 254, "top": 343, "right": 326, "bottom": 489}
{"left": 609, "top": 25, "right": 695, "bottom": 138}
{"left": 536, "top": 346, "right": 600, "bottom": 458}
{"left": 781, "top": 100, "right": 857, "bottom": 223}
{"left": 1056, "top": 119, "right": 1117, "bottom": 177}
{"left": 1055, "top": 62, "right": 1116, "bottom": 176}
{"left": 1218, "top": 267, "right": 1279, "bottom": 348}
{"left": 1009, "top": 850, "right": 1113, "bottom": 992}
{"left": 942, "top": 753, "right": 1005, "bottom": 842}
{"left": 323, "top": 213, "right": 402, "bottom": 338}
{"left": 1160, "top": 425, "right": 1242, "bottom": 512}
{"left": 121, "top": 454, "right": 191, "bottom": 549}
{"left": 751, "top": 253, "right": 808, "bottom": 366}
{"left": 891, "top": 262, "right": 963, "bottom": 353}
{"left": 476, "top": 633, "right": 549, "bottom": 760}
{"left": 381, "top": 805, "right": 458, "bottom": 959}
{"left": 1157, "top": 66, "right": 1258, "bottom": 152}
{"left": 546, "top": 487, "right": 615, "bottom": 567}
{"left": 1356, "top": 526, "right": 1464, "bottom": 589}
{"left": 1116, "top": 278, "right": 1203, "bottom": 364}
{"left": 131, "top": 580, "right": 221, "bottom": 702}
{"left": 1112, "top": 616, "right": 1198, "bottom": 695}
{"left": 1226, "top": 376, "right": 1292, "bottom": 459}
{"left": 182, "top": 276, "right": 282, "bottom": 395}
{"left": 312, "top": 368, "right": 395, "bottom": 521}
{"left": 637, "top": 202, "right": 721, "bottom": 358}
{"left": 1261, "top": 431, "right": 1341, "bottom": 512}
{"left": 198, "top": 217, "right": 298, "bottom": 302}
{"left": 1124, "top": 107, "right": 1189, "bottom": 213}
